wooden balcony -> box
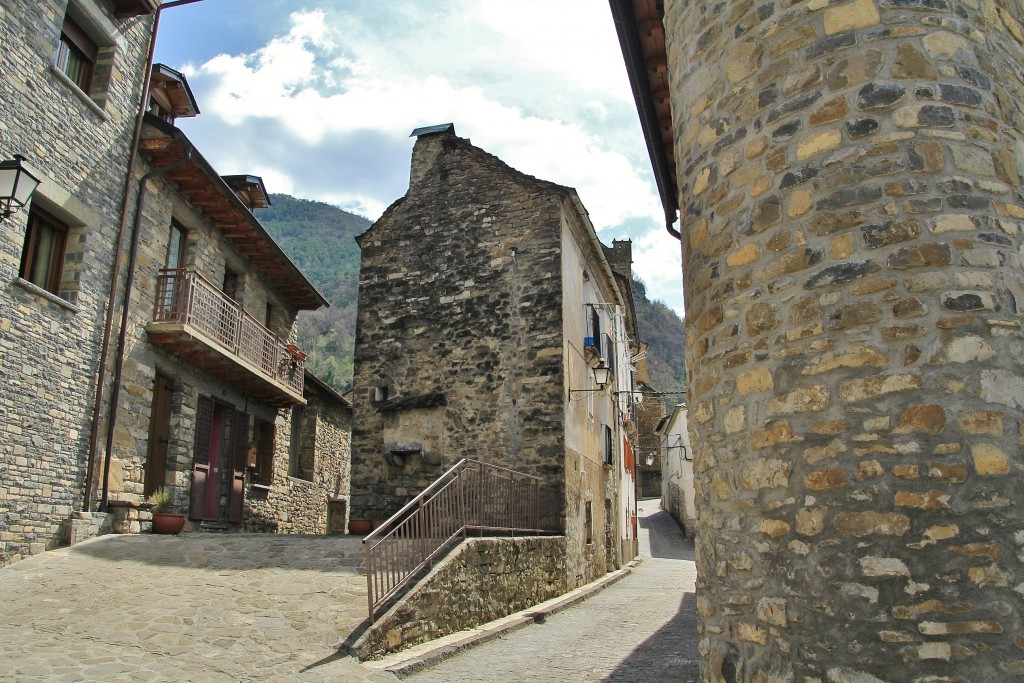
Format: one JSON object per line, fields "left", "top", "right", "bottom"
{"left": 147, "top": 269, "right": 306, "bottom": 407}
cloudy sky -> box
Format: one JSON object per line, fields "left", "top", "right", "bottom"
{"left": 154, "top": 0, "right": 684, "bottom": 314}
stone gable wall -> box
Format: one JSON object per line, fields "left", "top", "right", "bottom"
{"left": 664, "top": 0, "right": 1024, "bottom": 679}
{"left": 0, "top": 0, "right": 153, "bottom": 565}
{"left": 350, "top": 134, "right": 567, "bottom": 523}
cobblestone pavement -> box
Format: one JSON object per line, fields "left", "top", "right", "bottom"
{"left": 403, "top": 499, "right": 700, "bottom": 682}
{"left": 0, "top": 534, "right": 399, "bottom": 682}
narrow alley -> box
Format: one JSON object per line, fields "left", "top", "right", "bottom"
{"left": 395, "top": 499, "right": 699, "bottom": 682}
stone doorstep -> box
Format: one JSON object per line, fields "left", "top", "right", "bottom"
{"left": 65, "top": 511, "right": 114, "bottom": 546}
{"left": 366, "top": 558, "right": 641, "bottom": 678}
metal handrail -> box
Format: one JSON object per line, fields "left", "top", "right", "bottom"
{"left": 153, "top": 268, "right": 304, "bottom": 394}
{"left": 363, "top": 458, "right": 560, "bottom": 623}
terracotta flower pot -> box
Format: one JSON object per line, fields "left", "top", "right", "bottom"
{"left": 348, "top": 518, "right": 373, "bottom": 535}
{"left": 152, "top": 512, "right": 186, "bottom": 535}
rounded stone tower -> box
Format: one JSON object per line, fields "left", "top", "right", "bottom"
{"left": 664, "top": 0, "right": 1024, "bottom": 680}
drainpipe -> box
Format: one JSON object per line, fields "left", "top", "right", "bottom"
{"left": 84, "top": 0, "right": 207, "bottom": 512}
{"left": 99, "top": 148, "right": 192, "bottom": 511}
{"left": 83, "top": 9, "right": 162, "bottom": 512}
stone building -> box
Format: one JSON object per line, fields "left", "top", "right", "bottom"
{"left": 655, "top": 404, "right": 696, "bottom": 537}
{"left": 350, "top": 125, "right": 640, "bottom": 584}
{"left": 1, "top": 0, "right": 350, "bottom": 565}
{"left": 0, "top": 0, "right": 157, "bottom": 565}
{"left": 613, "top": 0, "right": 1024, "bottom": 680}
{"left": 633, "top": 379, "right": 666, "bottom": 498}
{"left": 99, "top": 66, "right": 348, "bottom": 535}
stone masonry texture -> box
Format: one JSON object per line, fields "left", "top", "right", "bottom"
{"left": 350, "top": 130, "right": 636, "bottom": 586}
{"left": 663, "top": 0, "right": 1024, "bottom": 680}
{"left": 357, "top": 536, "right": 569, "bottom": 660}
{"left": 351, "top": 132, "right": 567, "bottom": 523}
{"left": 0, "top": 0, "right": 154, "bottom": 565}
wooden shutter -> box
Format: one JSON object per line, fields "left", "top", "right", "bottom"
{"left": 190, "top": 395, "right": 213, "bottom": 519}
{"left": 228, "top": 411, "right": 249, "bottom": 523}
{"left": 62, "top": 16, "right": 98, "bottom": 62}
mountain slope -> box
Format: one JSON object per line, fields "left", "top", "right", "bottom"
{"left": 259, "top": 194, "right": 370, "bottom": 391}
{"left": 631, "top": 276, "right": 687, "bottom": 396}
{"left": 260, "top": 194, "right": 688, "bottom": 397}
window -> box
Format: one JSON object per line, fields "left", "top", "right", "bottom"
{"left": 251, "top": 418, "right": 275, "bottom": 486}
{"left": 288, "top": 405, "right": 314, "bottom": 481}
{"left": 222, "top": 266, "right": 239, "bottom": 301}
{"left": 589, "top": 306, "right": 602, "bottom": 355}
{"left": 603, "top": 424, "right": 613, "bottom": 466}
{"left": 56, "top": 13, "right": 97, "bottom": 93}
{"left": 603, "top": 333, "right": 614, "bottom": 375}
{"left": 166, "top": 220, "right": 186, "bottom": 270}
{"left": 585, "top": 501, "right": 593, "bottom": 545}
{"left": 20, "top": 205, "right": 68, "bottom": 294}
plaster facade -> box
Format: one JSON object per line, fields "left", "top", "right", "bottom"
{"left": 657, "top": 404, "right": 696, "bottom": 537}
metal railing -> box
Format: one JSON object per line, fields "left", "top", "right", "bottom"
{"left": 153, "top": 269, "right": 304, "bottom": 395}
{"left": 363, "top": 458, "right": 560, "bottom": 623}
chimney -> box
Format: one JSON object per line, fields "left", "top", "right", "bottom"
{"left": 408, "top": 123, "right": 456, "bottom": 187}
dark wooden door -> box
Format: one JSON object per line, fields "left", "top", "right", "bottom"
{"left": 190, "top": 396, "right": 217, "bottom": 520}
{"left": 228, "top": 411, "right": 248, "bottom": 523}
{"left": 144, "top": 374, "right": 174, "bottom": 497}
{"left": 191, "top": 396, "right": 249, "bottom": 523}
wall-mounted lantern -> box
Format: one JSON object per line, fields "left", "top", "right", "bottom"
{"left": 0, "top": 155, "right": 41, "bottom": 222}
{"left": 570, "top": 358, "right": 612, "bottom": 399}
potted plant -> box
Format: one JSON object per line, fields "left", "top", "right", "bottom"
{"left": 147, "top": 487, "right": 186, "bottom": 535}
{"left": 348, "top": 518, "right": 373, "bottom": 535}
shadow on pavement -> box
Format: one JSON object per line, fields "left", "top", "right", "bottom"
{"left": 64, "top": 533, "right": 367, "bottom": 572}
{"left": 639, "top": 509, "right": 695, "bottom": 561}
{"left": 605, "top": 591, "right": 700, "bottom": 682}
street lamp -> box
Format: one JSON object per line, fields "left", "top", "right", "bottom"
{"left": 0, "top": 155, "right": 41, "bottom": 222}
{"left": 569, "top": 358, "right": 612, "bottom": 399}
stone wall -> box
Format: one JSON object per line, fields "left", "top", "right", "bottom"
{"left": 634, "top": 389, "right": 665, "bottom": 498}
{"left": 350, "top": 131, "right": 568, "bottom": 521}
{"left": 244, "top": 384, "right": 351, "bottom": 534}
{"left": 0, "top": 0, "right": 153, "bottom": 565}
{"left": 356, "top": 536, "right": 568, "bottom": 660}
{"left": 664, "top": 0, "right": 1024, "bottom": 680}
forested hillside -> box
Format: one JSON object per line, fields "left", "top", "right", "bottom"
{"left": 260, "top": 194, "right": 687, "bottom": 396}
{"left": 632, "top": 278, "right": 687, "bottom": 396}
{"left": 259, "top": 194, "right": 369, "bottom": 391}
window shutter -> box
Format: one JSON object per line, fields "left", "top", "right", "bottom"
{"left": 61, "top": 16, "right": 98, "bottom": 62}
{"left": 190, "top": 396, "right": 214, "bottom": 519}
{"left": 193, "top": 396, "right": 213, "bottom": 464}
{"left": 228, "top": 411, "right": 249, "bottom": 523}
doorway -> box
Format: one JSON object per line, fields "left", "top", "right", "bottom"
{"left": 190, "top": 396, "right": 248, "bottom": 523}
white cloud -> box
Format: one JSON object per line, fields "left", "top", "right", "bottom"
{"left": 633, "top": 229, "right": 685, "bottom": 316}
{"left": 168, "top": 4, "right": 679, "bottom": 311}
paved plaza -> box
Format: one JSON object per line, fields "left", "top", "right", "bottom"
{"left": 0, "top": 534, "right": 398, "bottom": 682}
{"left": 0, "top": 501, "right": 697, "bottom": 682}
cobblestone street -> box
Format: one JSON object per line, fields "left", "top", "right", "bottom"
{"left": 0, "top": 535, "right": 397, "bottom": 682}
{"left": 1, "top": 502, "right": 697, "bottom": 682}
{"left": 398, "top": 499, "right": 699, "bottom": 682}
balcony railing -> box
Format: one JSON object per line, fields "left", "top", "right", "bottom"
{"left": 363, "top": 458, "right": 561, "bottom": 623}
{"left": 153, "top": 269, "right": 304, "bottom": 396}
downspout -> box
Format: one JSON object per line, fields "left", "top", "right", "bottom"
{"left": 84, "top": 0, "right": 207, "bottom": 512}
{"left": 99, "top": 147, "right": 192, "bottom": 511}
{"left": 83, "top": 9, "right": 161, "bottom": 512}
